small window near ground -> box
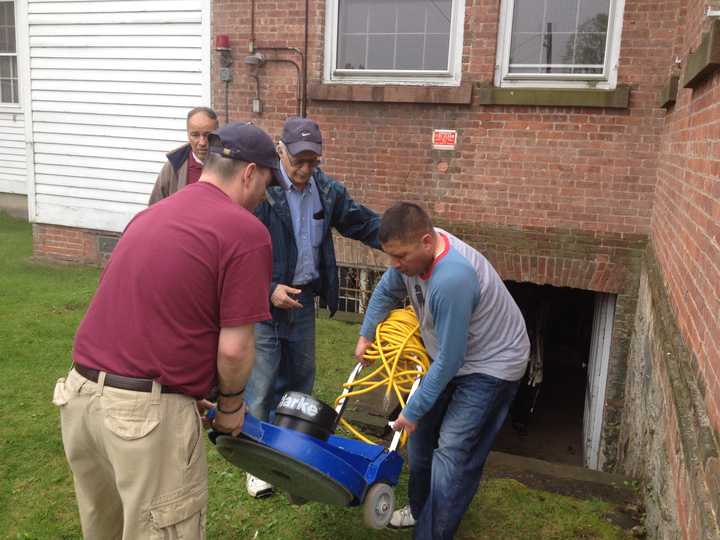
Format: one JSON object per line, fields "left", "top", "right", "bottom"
{"left": 0, "top": 1, "right": 17, "bottom": 104}
{"left": 495, "top": 0, "right": 625, "bottom": 89}
{"left": 324, "top": 0, "right": 465, "bottom": 85}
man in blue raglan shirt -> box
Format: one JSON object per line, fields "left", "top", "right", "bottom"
{"left": 354, "top": 202, "right": 530, "bottom": 539}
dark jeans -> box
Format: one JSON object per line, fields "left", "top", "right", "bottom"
{"left": 245, "top": 289, "right": 316, "bottom": 422}
{"left": 408, "top": 372, "right": 519, "bottom": 540}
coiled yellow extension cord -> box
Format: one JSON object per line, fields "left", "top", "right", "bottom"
{"left": 334, "top": 306, "right": 429, "bottom": 448}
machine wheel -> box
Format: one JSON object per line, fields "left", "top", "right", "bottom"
{"left": 287, "top": 493, "right": 307, "bottom": 506}
{"left": 362, "top": 483, "right": 395, "bottom": 529}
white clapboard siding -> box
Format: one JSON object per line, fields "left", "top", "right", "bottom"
{"left": 33, "top": 122, "right": 186, "bottom": 143}
{"left": 33, "top": 111, "right": 191, "bottom": 130}
{"left": 34, "top": 132, "right": 186, "bottom": 153}
{"left": 32, "top": 48, "right": 203, "bottom": 60}
{"left": 28, "top": 0, "right": 210, "bottom": 231}
{"left": 31, "top": 23, "right": 202, "bottom": 36}
{"left": 27, "top": 1, "right": 200, "bottom": 14}
{"left": 0, "top": 111, "right": 28, "bottom": 194}
{"left": 30, "top": 35, "right": 202, "bottom": 48}
{"left": 35, "top": 164, "right": 158, "bottom": 184}
{"left": 36, "top": 173, "right": 154, "bottom": 193}
{"left": 32, "top": 90, "right": 201, "bottom": 107}
{"left": 32, "top": 69, "right": 201, "bottom": 84}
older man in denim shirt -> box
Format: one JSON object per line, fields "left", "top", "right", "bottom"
{"left": 246, "top": 117, "right": 381, "bottom": 497}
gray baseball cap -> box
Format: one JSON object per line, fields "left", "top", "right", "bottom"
{"left": 281, "top": 117, "right": 323, "bottom": 156}
{"left": 208, "top": 122, "right": 281, "bottom": 185}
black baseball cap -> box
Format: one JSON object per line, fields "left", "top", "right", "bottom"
{"left": 281, "top": 117, "right": 323, "bottom": 156}
{"left": 208, "top": 122, "right": 281, "bottom": 185}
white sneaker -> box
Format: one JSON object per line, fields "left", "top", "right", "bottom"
{"left": 389, "top": 505, "right": 416, "bottom": 528}
{"left": 246, "top": 473, "right": 273, "bottom": 498}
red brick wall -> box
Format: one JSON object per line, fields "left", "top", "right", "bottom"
{"left": 653, "top": 5, "right": 720, "bottom": 437}
{"left": 33, "top": 223, "right": 118, "bottom": 266}
{"left": 212, "top": 0, "right": 671, "bottom": 238}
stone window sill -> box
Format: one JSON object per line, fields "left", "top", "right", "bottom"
{"left": 475, "top": 84, "right": 630, "bottom": 109}
{"left": 307, "top": 81, "right": 473, "bottom": 105}
{"left": 659, "top": 75, "right": 679, "bottom": 109}
{"left": 681, "top": 19, "right": 720, "bottom": 89}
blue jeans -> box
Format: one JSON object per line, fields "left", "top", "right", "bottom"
{"left": 408, "top": 372, "right": 519, "bottom": 540}
{"left": 245, "top": 288, "right": 316, "bottom": 422}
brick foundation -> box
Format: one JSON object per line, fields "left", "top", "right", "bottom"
{"left": 32, "top": 223, "right": 119, "bottom": 267}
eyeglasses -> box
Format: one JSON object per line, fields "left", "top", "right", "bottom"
{"left": 287, "top": 154, "right": 321, "bottom": 169}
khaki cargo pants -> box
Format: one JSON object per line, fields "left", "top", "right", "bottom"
{"left": 53, "top": 368, "right": 208, "bottom": 540}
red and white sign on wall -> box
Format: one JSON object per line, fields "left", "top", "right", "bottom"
{"left": 432, "top": 129, "right": 457, "bottom": 150}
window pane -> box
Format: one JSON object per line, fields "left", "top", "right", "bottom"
{"left": 573, "top": 32, "right": 606, "bottom": 68}
{"left": 368, "top": 0, "right": 396, "bottom": 33}
{"left": 548, "top": 32, "right": 575, "bottom": 64}
{"left": 546, "top": 0, "right": 578, "bottom": 33}
{"left": 339, "top": 0, "right": 368, "bottom": 34}
{"left": 509, "top": 0, "right": 609, "bottom": 75}
{"left": 0, "top": 54, "right": 16, "bottom": 102}
{"left": 0, "top": 2, "right": 13, "bottom": 25}
{"left": 397, "top": 0, "right": 426, "bottom": 33}
{"left": 396, "top": 34, "right": 424, "bottom": 69}
{"left": 337, "top": 34, "right": 367, "bottom": 69}
{"left": 1, "top": 78, "right": 10, "bottom": 102}
{"left": 426, "top": 0, "right": 451, "bottom": 34}
{"left": 579, "top": 0, "right": 610, "bottom": 31}
{"left": 512, "top": 0, "right": 544, "bottom": 34}
{"left": 0, "top": 1, "right": 14, "bottom": 53}
{"left": 336, "top": 0, "right": 453, "bottom": 72}
{"left": 509, "top": 33, "right": 542, "bottom": 65}
{"left": 367, "top": 34, "right": 395, "bottom": 69}
{"left": 0, "top": 55, "right": 10, "bottom": 78}
{"left": 424, "top": 34, "right": 450, "bottom": 70}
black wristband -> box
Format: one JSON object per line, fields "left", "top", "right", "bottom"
{"left": 219, "top": 387, "right": 245, "bottom": 398}
{"left": 217, "top": 401, "right": 245, "bottom": 414}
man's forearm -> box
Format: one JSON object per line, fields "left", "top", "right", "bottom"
{"left": 216, "top": 327, "right": 256, "bottom": 410}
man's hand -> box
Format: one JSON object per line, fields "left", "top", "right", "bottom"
{"left": 196, "top": 399, "right": 215, "bottom": 429}
{"left": 271, "top": 284, "right": 303, "bottom": 310}
{"left": 389, "top": 412, "right": 417, "bottom": 434}
{"left": 212, "top": 402, "right": 246, "bottom": 437}
{"left": 354, "top": 336, "right": 374, "bottom": 366}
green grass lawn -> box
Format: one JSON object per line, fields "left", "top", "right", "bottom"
{"left": 0, "top": 212, "right": 629, "bottom": 539}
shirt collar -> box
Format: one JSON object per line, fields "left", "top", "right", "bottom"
{"left": 191, "top": 151, "right": 204, "bottom": 165}
{"left": 420, "top": 233, "right": 450, "bottom": 281}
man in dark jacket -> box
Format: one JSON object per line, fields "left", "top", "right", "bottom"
{"left": 245, "top": 117, "right": 381, "bottom": 497}
{"left": 148, "top": 107, "right": 219, "bottom": 205}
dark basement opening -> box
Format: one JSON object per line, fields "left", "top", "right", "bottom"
{"left": 493, "top": 282, "right": 595, "bottom": 467}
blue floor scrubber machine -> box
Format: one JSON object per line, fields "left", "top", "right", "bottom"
{"left": 209, "top": 363, "right": 420, "bottom": 529}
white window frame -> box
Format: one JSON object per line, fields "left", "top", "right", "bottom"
{"left": 323, "top": 0, "right": 465, "bottom": 86}
{"left": 494, "top": 0, "right": 625, "bottom": 90}
{"left": 0, "top": 0, "right": 19, "bottom": 107}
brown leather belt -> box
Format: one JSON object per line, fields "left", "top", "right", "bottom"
{"left": 74, "top": 364, "right": 183, "bottom": 395}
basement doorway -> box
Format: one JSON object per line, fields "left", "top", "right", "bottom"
{"left": 493, "top": 283, "right": 616, "bottom": 469}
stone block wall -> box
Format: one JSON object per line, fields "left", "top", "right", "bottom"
{"left": 620, "top": 249, "right": 720, "bottom": 540}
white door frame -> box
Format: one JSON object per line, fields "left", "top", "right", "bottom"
{"left": 583, "top": 292, "right": 616, "bottom": 470}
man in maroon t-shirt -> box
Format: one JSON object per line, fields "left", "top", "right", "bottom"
{"left": 53, "top": 122, "right": 280, "bottom": 540}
